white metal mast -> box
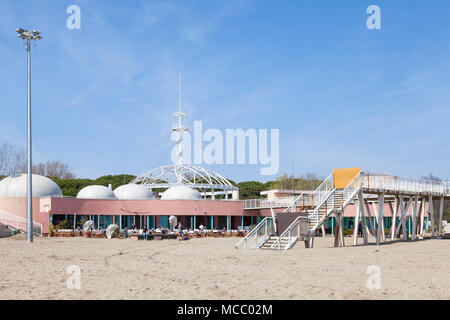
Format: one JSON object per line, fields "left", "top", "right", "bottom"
{"left": 172, "top": 73, "right": 189, "bottom": 168}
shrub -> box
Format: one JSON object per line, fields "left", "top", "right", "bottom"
{"left": 55, "top": 219, "right": 69, "bottom": 230}
{"left": 49, "top": 224, "right": 55, "bottom": 236}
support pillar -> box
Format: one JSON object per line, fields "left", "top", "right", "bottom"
{"left": 429, "top": 196, "right": 435, "bottom": 237}
{"left": 331, "top": 217, "right": 334, "bottom": 235}
{"left": 365, "top": 203, "right": 375, "bottom": 236}
{"left": 398, "top": 195, "right": 410, "bottom": 240}
{"left": 353, "top": 193, "right": 361, "bottom": 246}
{"left": 438, "top": 196, "right": 444, "bottom": 239}
{"left": 411, "top": 196, "right": 418, "bottom": 240}
{"left": 214, "top": 216, "right": 219, "bottom": 230}
{"left": 419, "top": 198, "right": 425, "bottom": 239}
{"left": 390, "top": 197, "right": 398, "bottom": 240}
{"left": 333, "top": 211, "right": 345, "bottom": 248}
{"left": 375, "top": 193, "right": 384, "bottom": 245}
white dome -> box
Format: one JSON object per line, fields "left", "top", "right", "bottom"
{"left": 114, "top": 184, "right": 155, "bottom": 200}
{"left": 77, "top": 185, "right": 116, "bottom": 200}
{"left": 160, "top": 184, "right": 202, "bottom": 200}
{"left": 0, "top": 174, "right": 63, "bottom": 198}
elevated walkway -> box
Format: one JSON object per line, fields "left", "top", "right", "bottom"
{"left": 237, "top": 168, "right": 450, "bottom": 250}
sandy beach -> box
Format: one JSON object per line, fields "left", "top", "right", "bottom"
{"left": 0, "top": 235, "right": 449, "bottom": 300}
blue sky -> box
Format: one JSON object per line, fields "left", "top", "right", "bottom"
{"left": 1, "top": 0, "right": 449, "bottom": 182}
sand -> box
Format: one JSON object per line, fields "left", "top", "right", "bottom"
{"left": 0, "top": 234, "right": 449, "bottom": 300}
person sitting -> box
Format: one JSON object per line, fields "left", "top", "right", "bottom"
{"left": 177, "top": 222, "right": 184, "bottom": 235}
{"left": 199, "top": 224, "right": 204, "bottom": 232}
{"left": 142, "top": 225, "right": 149, "bottom": 240}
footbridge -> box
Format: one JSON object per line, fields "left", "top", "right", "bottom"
{"left": 236, "top": 168, "right": 449, "bottom": 250}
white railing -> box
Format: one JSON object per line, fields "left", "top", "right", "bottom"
{"left": 235, "top": 217, "right": 275, "bottom": 249}
{"left": 271, "top": 175, "right": 338, "bottom": 249}
{"left": 243, "top": 197, "right": 296, "bottom": 209}
{"left": 271, "top": 174, "right": 336, "bottom": 249}
{"left": 0, "top": 210, "right": 43, "bottom": 237}
{"left": 283, "top": 174, "right": 334, "bottom": 213}
{"left": 311, "top": 173, "right": 335, "bottom": 207}
{"left": 341, "top": 171, "right": 362, "bottom": 208}
{"left": 362, "top": 173, "right": 445, "bottom": 195}
{"left": 308, "top": 190, "right": 336, "bottom": 235}
{"left": 283, "top": 192, "right": 307, "bottom": 213}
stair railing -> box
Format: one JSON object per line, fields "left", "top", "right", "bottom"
{"left": 235, "top": 217, "right": 274, "bottom": 249}
{"left": 341, "top": 170, "right": 363, "bottom": 208}
{"left": 0, "top": 209, "right": 43, "bottom": 236}
{"left": 309, "top": 170, "right": 363, "bottom": 236}
{"left": 282, "top": 173, "right": 334, "bottom": 214}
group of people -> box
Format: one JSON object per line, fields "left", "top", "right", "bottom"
{"left": 121, "top": 225, "right": 172, "bottom": 239}
{"left": 74, "top": 221, "right": 231, "bottom": 239}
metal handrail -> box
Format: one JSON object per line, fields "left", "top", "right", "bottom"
{"left": 362, "top": 172, "right": 446, "bottom": 195}
{"left": 0, "top": 210, "right": 43, "bottom": 236}
{"left": 283, "top": 173, "right": 333, "bottom": 213}
{"left": 235, "top": 217, "right": 273, "bottom": 249}
{"left": 341, "top": 171, "right": 362, "bottom": 208}
{"left": 243, "top": 197, "right": 297, "bottom": 209}
{"left": 308, "top": 190, "right": 336, "bottom": 235}
{"left": 272, "top": 174, "right": 337, "bottom": 249}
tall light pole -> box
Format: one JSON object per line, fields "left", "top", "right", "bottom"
{"left": 16, "top": 29, "right": 42, "bottom": 242}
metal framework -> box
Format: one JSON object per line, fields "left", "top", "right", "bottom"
{"left": 238, "top": 170, "right": 450, "bottom": 250}
{"left": 131, "top": 164, "right": 238, "bottom": 198}
{"left": 132, "top": 74, "right": 238, "bottom": 199}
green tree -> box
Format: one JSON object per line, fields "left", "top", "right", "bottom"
{"left": 237, "top": 181, "right": 266, "bottom": 199}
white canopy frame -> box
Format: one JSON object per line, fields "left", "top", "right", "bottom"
{"left": 131, "top": 164, "right": 238, "bottom": 198}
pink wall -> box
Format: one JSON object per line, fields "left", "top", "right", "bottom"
{"left": 0, "top": 197, "right": 50, "bottom": 235}
{"left": 1, "top": 197, "right": 245, "bottom": 235}
{"left": 46, "top": 198, "right": 243, "bottom": 217}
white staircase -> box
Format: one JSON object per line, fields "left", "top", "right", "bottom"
{"left": 235, "top": 217, "right": 275, "bottom": 250}
{"left": 265, "top": 171, "right": 362, "bottom": 250}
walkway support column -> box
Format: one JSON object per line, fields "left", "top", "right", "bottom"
{"left": 390, "top": 197, "right": 398, "bottom": 240}
{"left": 333, "top": 211, "right": 345, "bottom": 248}
{"left": 412, "top": 196, "right": 418, "bottom": 240}
{"left": 419, "top": 198, "right": 425, "bottom": 239}
{"left": 438, "top": 196, "right": 444, "bottom": 239}
{"left": 429, "top": 196, "right": 435, "bottom": 237}
{"left": 375, "top": 193, "right": 384, "bottom": 245}
{"left": 353, "top": 190, "right": 368, "bottom": 246}
{"left": 401, "top": 196, "right": 410, "bottom": 240}
{"left": 365, "top": 202, "right": 375, "bottom": 236}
